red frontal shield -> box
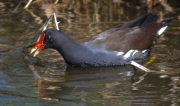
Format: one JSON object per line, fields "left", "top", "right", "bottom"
{"left": 30, "top": 32, "right": 45, "bottom": 57}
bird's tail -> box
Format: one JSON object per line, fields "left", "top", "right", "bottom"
{"left": 157, "top": 19, "right": 172, "bottom": 35}
{"left": 161, "top": 19, "right": 172, "bottom": 26}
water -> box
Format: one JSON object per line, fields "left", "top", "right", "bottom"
{"left": 0, "top": 0, "right": 180, "bottom": 105}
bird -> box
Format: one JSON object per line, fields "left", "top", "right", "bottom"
{"left": 30, "top": 13, "right": 171, "bottom": 67}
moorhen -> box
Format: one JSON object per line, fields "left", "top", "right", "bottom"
{"left": 31, "top": 13, "right": 171, "bottom": 67}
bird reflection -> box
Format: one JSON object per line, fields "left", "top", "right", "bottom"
{"left": 35, "top": 65, "right": 148, "bottom": 100}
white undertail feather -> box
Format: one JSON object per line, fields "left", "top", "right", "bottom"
{"left": 158, "top": 26, "right": 168, "bottom": 35}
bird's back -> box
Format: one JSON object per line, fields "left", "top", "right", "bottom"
{"left": 88, "top": 13, "right": 170, "bottom": 53}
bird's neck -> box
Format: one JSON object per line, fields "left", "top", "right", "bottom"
{"left": 51, "top": 32, "right": 90, "bottom": 66}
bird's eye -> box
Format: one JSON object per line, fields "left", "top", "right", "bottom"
{"left": 48, "top": 36, "right": 51, "bottom": 39}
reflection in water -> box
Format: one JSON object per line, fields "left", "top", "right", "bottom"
{"left": 34, "top": 65, "right": 180, "bottom": 105}
{"left": 0, "top": 0, "right": 180, "bottom": 105}
{"left": 36, "top": 66, "right": 135, "bottom": 101}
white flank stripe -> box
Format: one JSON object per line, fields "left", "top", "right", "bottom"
{"left": 116, "top": 52, "right": 124, "bottom": 56}
{"left": 158, "top": 26, "right": 168, "bottom": 35}
{"left": 123, "top": 50, "right": 134, "bottom": 59}
{"left": 142, "top": 50, "right": 147, "bottom": 53}
{"left": 132, "top": 50, "right": 139, "bottom": 56}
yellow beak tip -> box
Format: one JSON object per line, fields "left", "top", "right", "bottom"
{"left": 30, "top": 48, "right": 39, "bottom": 57}
{"left": 30, "top": 48, "right": 36, "bottom": 54}
{"left": 33, "top": 51, "right": 39, "bottom": 57}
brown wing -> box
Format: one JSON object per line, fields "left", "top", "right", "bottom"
{"left": 91, "top": 22, "right": 163, "bottom": 53}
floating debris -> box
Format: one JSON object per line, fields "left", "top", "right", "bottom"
{"left": 24, "top": 0, "right": 33, "bottom": 9}
{"left": 53, "top": 13, "right": 60, "bottom": 30}
{"left": 130, "top": 61, "right": 150, "bottom": 72}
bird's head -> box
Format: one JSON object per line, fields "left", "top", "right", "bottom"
{"left": 30, "top": 31, "right": 55, "bottom": 57}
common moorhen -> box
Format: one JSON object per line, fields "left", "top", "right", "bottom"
{"left": 31, "top": 13, "right": 171, "bottom": 67}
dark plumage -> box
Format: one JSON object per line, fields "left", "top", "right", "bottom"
{"left": 31, "top": 13, "right": 171, "bottom": 67}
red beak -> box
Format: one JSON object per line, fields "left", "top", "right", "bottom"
{"left": 30, "top": 32, "right": 45, "bottom": 57}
